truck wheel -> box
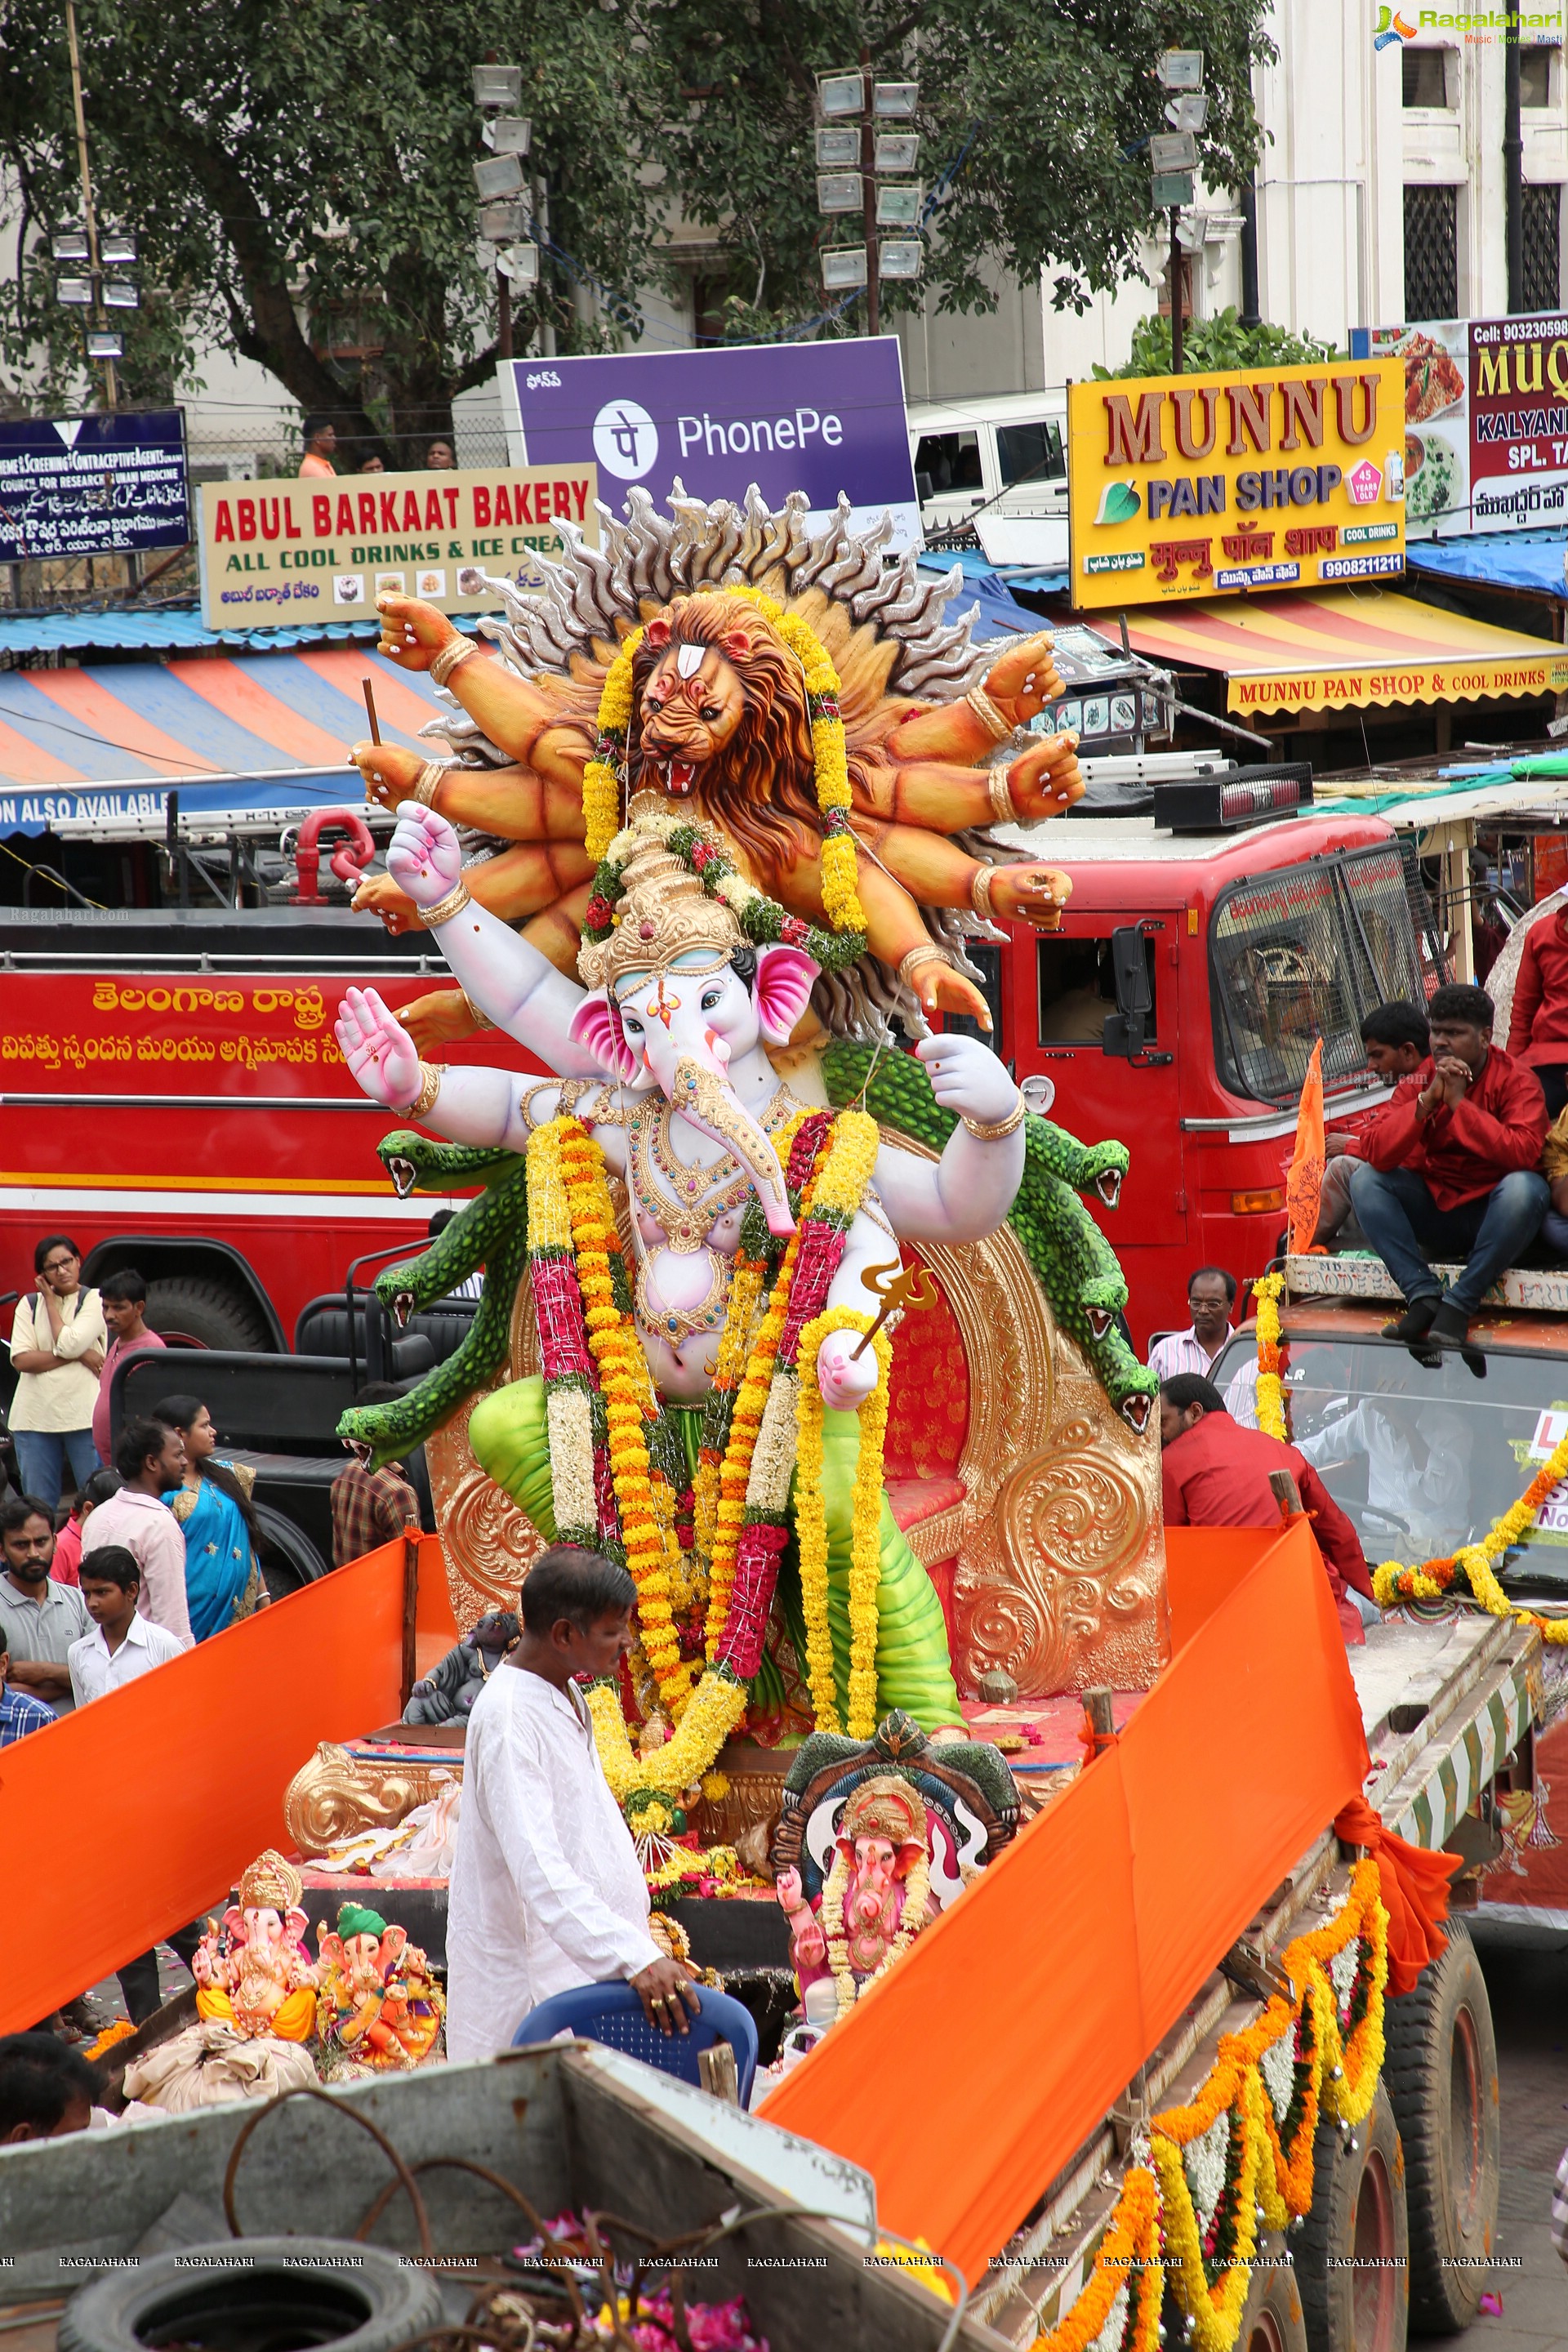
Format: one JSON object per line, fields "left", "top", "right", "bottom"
{"left": 1381, "top": 1922, "right": 1499, "bottom": 2332}
{"left": 145, "top": 1274, "right": 270, "bottom": 1351}
{"left": 1297, "top": 2081, "right": 1409, "bottom": 2352}
{"left": 60, "top": 2238, "right": 442, "bottom": 2352}
{"left": 254, "top": 1499, "right": 329, "bottom": 1599}
{"left": 1239, "top": 2257, "right": 1309, "bottom": 2352}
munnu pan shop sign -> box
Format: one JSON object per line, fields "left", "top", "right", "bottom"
{"left": 1066, "top": 360, "right": 1406, "bottom": 608}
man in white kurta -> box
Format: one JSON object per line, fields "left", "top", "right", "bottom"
{"left": 444, "top": 1546, "right": 696, "bottom": 2060}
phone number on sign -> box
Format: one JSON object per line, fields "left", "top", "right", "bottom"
{"left": 1319, "top": 553, "right": 1405, "bottom": 581}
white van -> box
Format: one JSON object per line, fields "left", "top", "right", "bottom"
{"left": 906, "top": 389, "right": 1069, "bottom": 549}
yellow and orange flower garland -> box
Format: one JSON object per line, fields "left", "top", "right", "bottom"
{"left": 1372, "top": 1418, "right": 1568, "bottom": 1646}
{"left": 1033, "top": 1859, "right": 1388, "bottom": 2352}
{"left": 1254, "top": 1275, "right": 1568, "bottom": 1646}
{"left": 581, "top": 588, "right": 866, "bottom": 941}
{"left": 795, "top": 1305, "right": 893, "bottom": 1739}
{"left": 528, "top": 1102, "right": 885, "bottom": 1802}
{"left": 1250, "top": 1272, "right": 1287, "bottom": 1440}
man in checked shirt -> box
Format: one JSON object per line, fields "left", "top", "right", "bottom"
{"left": 331, "top": 1382, "right": 421, "bottom": 1567}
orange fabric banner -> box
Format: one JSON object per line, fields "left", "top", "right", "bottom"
{"left": 1334, "top": 1793, "right": 1460, "bottom": 1997}
{"left": 1285, "top": 1035, "right": 1325, "bottom": 1256}
{"left": 757, "top": 1519, "right": 1370, "bottom": 2290}
{"left": 0, "top": 1536, "right": 455, "bottom": 2034}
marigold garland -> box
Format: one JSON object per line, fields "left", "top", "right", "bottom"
{"left": 1374, "top": 1422, "right": 1568, "bottom": 1646}
{"left": 551, "top": 1104, "right": 880, "bottom": 1806}
{"left": 1034, "top": 1860, "right": 1389, "bottom": 2352}
{"left": 1251, "top": 1272, "right": 1286, "bottom": 1440}
{"left": 795, "top": 1306, "right": 893, "bottom": 1738}
{"left": 581, "top": 624, "right": 644, "bottom": 864}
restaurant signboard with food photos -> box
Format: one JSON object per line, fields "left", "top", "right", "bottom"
{"left": 1352, "top": 315, "right": 1568, "bottom": 537}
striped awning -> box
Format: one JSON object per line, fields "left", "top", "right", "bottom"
{"left": 0, "top": 646, "right": 463, "bottom": 834}
{"left": 1121, "top": 587, "right": 1568, "bottom": 716}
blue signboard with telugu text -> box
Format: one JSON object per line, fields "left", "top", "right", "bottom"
{"left": 501, "top": 336, "right": 920, "bottom": 550}
{"left": 0, "top": 408, "right": 189, "bottom": 562}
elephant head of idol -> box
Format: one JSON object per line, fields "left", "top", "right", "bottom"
{"left": 571, "top": 830, "right": 818, "bottom": 1236}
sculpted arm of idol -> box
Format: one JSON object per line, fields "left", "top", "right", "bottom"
{"left": 816, "top": 1204, "right": 902, "bottom": 1409}
{"left": 871, "top": 1032, "right": 1026, "bottom": 1243}
{"left": 392, "top": 805, "right": 603, "bottom": 1071}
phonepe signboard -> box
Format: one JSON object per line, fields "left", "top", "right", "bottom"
{"left": 0, "top": 409, "right": 189, "bottom": 562}
{"left": 502, "top": 336, "right": 920, "bottom": 550}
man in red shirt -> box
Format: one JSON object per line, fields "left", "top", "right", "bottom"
{"left": 1506, "top": 903, "right": 1568, "bottom": 1120}
{"left": 1160, "top": 1374, "right": 1374, "bottom": 1643}
{"left": 1348, "top": 982, "right": 1548, "bottom": 1353}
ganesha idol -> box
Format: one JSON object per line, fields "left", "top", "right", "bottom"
{"left": 332, "top": 490, "right": 1160, "bottom": 1824}
{"left": 315, "top": 1902, "right": 444, "bottom": 2072}
{"left": 192, "top": 1850, "right": 318, "bottom": 2042}
{"left": 778, "top": 1776, "right": 934, "bottom": 2014}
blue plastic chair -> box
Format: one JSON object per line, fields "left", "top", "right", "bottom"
{"left": 511, "top": 1980, "right": 759, "bottom": 2106}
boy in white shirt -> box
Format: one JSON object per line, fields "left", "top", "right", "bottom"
{"left": 69, "top": 1546, "right": 185, "bottom": 1707}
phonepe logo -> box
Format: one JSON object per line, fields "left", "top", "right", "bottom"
{"left": 677, "top": 408, "right": 844, "bottom": 461}
{"left": 592, "top": 399, "right": 659, "bottom": 481}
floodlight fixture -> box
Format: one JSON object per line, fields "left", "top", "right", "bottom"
{"left": 478, "top": 198, "right": 529, "bottom": 241}
{"left": 86, "top": 328, "right": 123, "bottom": 357}
{"left": 473, "top": 63, "right": 523, "bottom": 109}
{"left": 816, "top": 127, "right": 860, "bottom": 167}
{"left": 497, "top": 243, "right": 539, "bottom": 283}
{"left": 1157, "top": 49, "right": 1205, "bottom": 88}
{"left": 817, "top": 173, "right": 863, "bottom": 215}
{"left": 875, "top": 181, "right": 923, "bottom": 226}
{"left": 874, "top": 132, "right": 920, "bottom": 172}
{"left": 51, "top": 225, "right": 90, "bottom": 261}
{"left": 100, "top": 227, "right": 137, "bottom": 264}
{"left": 876, "top": 238, "right": 924, "bottom": 278}
{"left": 483, "top": 114, "right": 531, "bottom": 155}
{"left": 817, "top": 70, "right": 866, "bottom": 116}
{"left": 103, "top": 278, "right": 140, "bottom": 308}
{"left": 474, "top": 152, "right": 527, "bottom": 198}
{"left": 872, "top": 81, "right": 919, "bottom": 116}
{"left": 56, "top": 276, "right": 92, "bottom": 305}
{"left": 820, "top": 244, "right": 869, "bottom": 288}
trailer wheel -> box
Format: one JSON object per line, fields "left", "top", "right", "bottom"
{"left": 1297, "top": 2081, "right": 1409, "bottom": 2352}
{"left": 1239, "top": 2256, "right": 1309, "bottom": 2352}
{"left": 60, "top": 2238, "right": 442, "bottom": 2352}
{"left": 145, "top": 1273, "right": 270, "bottom": 1351}
{"left": 1381, "top": 1922, "right": 1499, "bottom": 2332}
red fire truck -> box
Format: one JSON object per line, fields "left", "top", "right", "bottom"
{"left": 0, "top": 900, "right": 534, "bottom": 1353}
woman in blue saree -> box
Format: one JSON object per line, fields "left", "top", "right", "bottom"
{"left": 154, "top": 1392, "right": 269, "bottom": 1642}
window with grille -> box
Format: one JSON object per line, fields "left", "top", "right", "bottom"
{"left": 1524, "top": 183, "right": 1562, "bottom": 314}
{"left": 1405, "top": 184, "right": 1459, "bottom": 321}
{"left": 1209, "top": 846, "right": 1428, "bottom": 1106}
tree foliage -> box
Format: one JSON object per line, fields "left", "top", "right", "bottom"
{"left": 1094, "top": 306, "right": 1340, "bottom": 376}
{"left": 0, "top": 0, "right": 1277, "bottom": 443}
{"left": 653, "top": 0, "right": 1274, "bottom": 339}
{"left": 0, "top": 0, "right": 664, "bottom": 459}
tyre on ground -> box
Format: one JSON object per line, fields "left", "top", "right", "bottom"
{"left": 1380, "top": 1920, "right": 1499, "bottom": 2332}
{"left": 60, "top": 2238, "right": 443, "bottom": 2352}
{"left": 144, "top": 1274, "right": 270, "bottom": 1352}
{"left": 1297, "top": 2078, "right": 1410, "bottom": 2352}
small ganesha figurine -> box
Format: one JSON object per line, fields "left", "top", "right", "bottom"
{"left": 192, "top": 1849, "right": 319, "bottom": 2042}
{"left": 315, "top": 1901, "right": 445, "bottom": 2071}
{"left": 776, "top": 1775, "right": 938, "bottom": 2017}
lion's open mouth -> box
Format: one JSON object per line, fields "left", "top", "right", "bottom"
{"left": 659, "top": 759, "right": 697, "bottom": 796}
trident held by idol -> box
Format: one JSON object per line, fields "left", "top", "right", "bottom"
{"left": 850, "top": 1258, "right": 939, "bottom": 1360}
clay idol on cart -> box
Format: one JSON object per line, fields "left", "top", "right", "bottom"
{"left": 333, "top": 489, "right": 1154, "bottom": 1811}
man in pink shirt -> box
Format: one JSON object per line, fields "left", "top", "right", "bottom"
{"left": 80, "top": 1419, "right": 191, "bottom": 1647}
{"left": 91, "top": 1270, "right": 166, "bottom": 1464}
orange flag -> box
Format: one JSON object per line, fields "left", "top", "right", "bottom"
{"left": 1285, "top": 1036, "right": 1325, "bottom": 1255}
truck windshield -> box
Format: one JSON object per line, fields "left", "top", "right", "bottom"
{"left": 1209, "top": 1330, "right": 1568, "bottom": 1597}
{"left": 1208, "top": 844, "right": 1428, "bottom": 1107}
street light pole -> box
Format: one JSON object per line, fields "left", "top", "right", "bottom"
{"left": 63, "top": 0, "right": 115, "bottom": 412}
{"left": 1169, "top": 207, "right": 1183, "bottom": 373}
{"left": 860, "top": 47, "right": 880, "bottom": 335}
